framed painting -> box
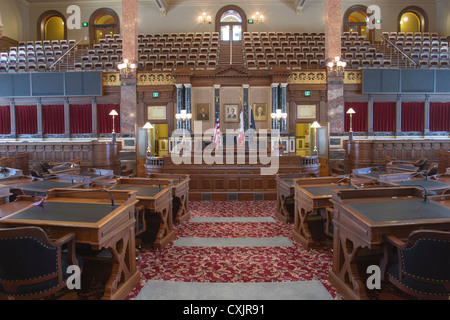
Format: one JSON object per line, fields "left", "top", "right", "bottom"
{"left": 196, "top": 103, "right": 210, "bottom": 121}
{"left": 224, "top": 104, "right": 239, "bottom": 122}
{"left": 253, "top": 103, "right": 268, "bottom": 121}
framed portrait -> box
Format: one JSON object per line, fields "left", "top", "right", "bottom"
{"left": 224, "top": 104, "right": 239, "bottom": 122}
{"left": 297, "top": 105, "right": 316, "bottom": 120}
{"left": 253, "top": 103, "right": 267, "bottom": 121}
{"left": 196, "top": 103, "right": 210, "bottom": 121}
{"left": 147, "top": 106, "right": 166, "bottom": 120}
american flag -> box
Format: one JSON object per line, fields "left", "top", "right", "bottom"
{"left": 213, "top": 118, "right": 221, "bottom": 148}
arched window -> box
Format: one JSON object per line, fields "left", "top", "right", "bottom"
{"left": 89, "top": 8, "right": 120, "bottom": 45}
{"left": 343, "top": 5, "right": 374, "bottom": 41}
{"left": 398, "top": 6, "right": 428, "bottom": 33}
{"left": 215, "top": 6, "right": 247, "bottom": 42}
{"left": 37, "top": 10, "right": 67, "bottom": 41}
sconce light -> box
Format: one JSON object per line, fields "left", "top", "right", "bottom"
{"left": 327, "top": 56, "right": 347, "bottom": 76}
{"left": 251, "top": 12, "right": 264, "bottom": 23}
{"left": 346, "top": 107, "right": 356, "bottom": 141}
{"left": 310, "top": 121, "right": 321, "bottom": 156}
{"left": 198, "top": 12, "right": 212, "bottom": 24}
{"left": 109, "top": 109, "right": 118, "bottom": 135}
{"left": 117, "top": 58, "right": 137, "bottom": 78}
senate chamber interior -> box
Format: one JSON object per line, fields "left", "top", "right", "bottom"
{"left": 0, "top": 0, "right": 449, "bottom": 303}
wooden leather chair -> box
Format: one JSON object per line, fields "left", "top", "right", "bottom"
{"left": 381, "top": 230, "right": 450, "bottom": 300}
{"left": 0, "top": 226, "right": 82, "bottom": 300}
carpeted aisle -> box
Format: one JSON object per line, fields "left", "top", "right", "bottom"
{"left": 126, "top": 200, "right": 340, "bottom": 300}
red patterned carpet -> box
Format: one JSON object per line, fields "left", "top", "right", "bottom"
{"left": 126, "top": 200, "right": 341, "bottom": 300}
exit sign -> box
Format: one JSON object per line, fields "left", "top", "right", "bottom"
{"left": 152, "top": 92, "right": 160, "bottom": 98}
{"left": 82, "top": 22, "right": 88, "bottom": 27}
{"left": 304, "top": 91, "right": 311, "bottom": 97}
{"left": 248, "top": 19, "right": 254, "bottom": 24}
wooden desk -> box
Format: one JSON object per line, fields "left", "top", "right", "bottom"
{"left": 328, "top": 187, "right": 450, "bottom": 300}
{"left": 109, "top": 177, "right": 174, "bottom": 250}
{"left": 292, "top": 176, "right": 381, "bottom": 249}
{"left": 0, "top": 188, "right": 140, "bottom": 300}
{"left": 275, "top": 173, "right": 316, "bottom": 223}
{"left": 146, "top": 173, "right": 190, "bottom": 224}
{"left": 380, "top": 177, "right": 450, "bottom": 194}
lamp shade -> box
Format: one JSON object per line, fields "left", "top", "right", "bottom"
{"left": 143, "top": 122, "right": 154, "bottom": 129}
{"left": 346, "top": 108, "right": 356, "bottom": 114}
{"left": 311, "top": 121, "right": 321, "bottom": 128}
{"left": 109, "top": 110, "right": 119, "bottom": 116}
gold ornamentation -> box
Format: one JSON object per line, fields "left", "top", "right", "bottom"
{"left": 344, "top": 71, "right": 362, "bottom": 84}
{"left": 102, "top": 72, "right": 176, "bottom": 86}
{"left": 287, "top": 71, "right": 327, "bottom": 84}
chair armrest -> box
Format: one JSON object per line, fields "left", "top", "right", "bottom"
{"left": 381, "top": 235, "right": 406, "bottom": 281}
{"left": 52, "top": 233, "right": 79, "bottom": 266}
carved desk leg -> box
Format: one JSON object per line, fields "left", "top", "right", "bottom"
{"left": 328, "top": 223, "right": 369, "bottom": 300}
{"left": 153, "top": 200, "right": 175, "bottom": 250}
{"left": 102, "top": 222, "right": 140, "bottom": 300}
{"left": 292, "top": 203, "right": 313, "bottom": 249}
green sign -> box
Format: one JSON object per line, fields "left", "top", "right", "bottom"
{"left": 152, "top": 92, "right": 160, "bottom": 98}
{"left": 304, "top": 91, "right": 311, "bottom": 97}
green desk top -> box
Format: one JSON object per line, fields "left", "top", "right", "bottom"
{"left": 111, "top": 185, "right": 163, "bottom": 197}
{"left": 7, "top": 202, "right": 118, "bottom": 223}
{"left": 22, "top": 180, "right": 75, "bottom": 191}
{"left": 349, "top": 200, "right": 450, "bottom": 222}
{"left": 395, "top": 179, "right": 449, "bottom": 190}
{"left": 303, "top": 184, "right": 357, "bottom": 196}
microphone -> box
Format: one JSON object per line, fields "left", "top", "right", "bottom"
{"left": 405, "top": 184, "right": 432, "bottom": 204}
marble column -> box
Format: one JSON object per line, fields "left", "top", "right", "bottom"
{"left": 242, "top": 84, "right": 249, "bottom": 131}
{"left": 280, "top": 83, "right": 288, "bottom": 133}
{"left": 185, "top": 84, "right": 191, "bottom": 132}
{"left": 271, "top": 83, "right": 279, "bottom": 129}
{"left": 120, "top": 0, "right": 138, "bottom": 136}
{"left": 176, "top": 84, "right": 184, "bottom": 130}
{"left": 214, "top": 84, "right": 220, "bottom": 122}
{"left": 325, "top": 0, "right": 342, "bottom": 62}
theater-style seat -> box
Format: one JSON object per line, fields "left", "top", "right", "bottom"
{"left": 0, "top": 226, "right": 82, "bottom": 300}
{"left": 381, "top": 230, "right": 450, "bottom": 300}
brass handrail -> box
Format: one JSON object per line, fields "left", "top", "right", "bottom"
{"left": 48, "top": 38, "right": 84, "bottom": 71}
{"left": 381, "top": 35, "right": 417, "bottom": 68}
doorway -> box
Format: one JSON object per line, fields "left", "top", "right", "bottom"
{"left": 215, "top": 5, "right": 247, "bottom": 42}
{"left": 343, "top": 5, "right": 374, "bottom": 42}
{"left": 397, "top": 6, "right": 428, "bottom": 33}
{"left": 89, "top": 8, "right": 120, "bottom": 45}
{"left": 37, "top": 10, "right": 67, "bottom": 41}
{"left": 296, "top": 122, "right": 329, "bottom": 176}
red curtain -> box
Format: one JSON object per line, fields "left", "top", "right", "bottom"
{"left": 345, "top": 102, "right": 367, "bottom": 132}
{"left": 70, "top": 104, "right": 92, "bottom": 134}
{"left": 430, "top": 102, "right": 450, "bottom": 132}
{"left": 0, "top": 106, "right": 11, "bottom": 135}
{"left": 42, "top": 105, "right": 65, "bottom": 134}
{"left": 16, "top": 105, "right": 37, "bottom": 135}
{"left": 98, "top": 104, "right": 120, "bottom": 134}
{"left": 401, "top": 102, "right": 424, "bottom": 132}
{"left": 373, "top": 102, "right": 396, "bottom": 132}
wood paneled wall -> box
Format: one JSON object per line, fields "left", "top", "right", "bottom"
{"left": 344, "top": 139, "right": 450, "bottom": 171}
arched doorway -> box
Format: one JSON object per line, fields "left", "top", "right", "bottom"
{"left": 398, "top": 6, "right": 428, "bottom": 33}
{"left": 37, "top": 10, "right": 67, "bottom": 41}
{"left": 343, "top": 5, "right": 374, "bottom": 41}
{"left": 215, "top": 6, "right": 247, "bottom": 42}
{"left": 89, "top": 8, "right": 120, "bottom": 45}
